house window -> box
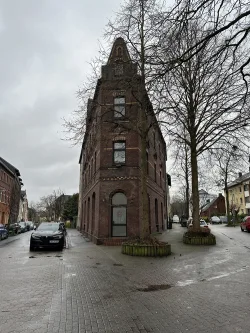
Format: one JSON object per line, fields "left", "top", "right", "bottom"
{"left": 244, "top": 184, "right": 249, "bottom": 191}
{"left": 111, "top": 192, "right": 127, "bottom": 237}
{"left": 113, "top": 141, "right": 126, "bottom": 164}
{"left": 114, "top": 97, "right": 125, "bottom": 118}
{"left": 240, "top": 198, "right": 243, "bottom": 204}
{"left": 239, "top": 187, "right": 242, "bottom": 192}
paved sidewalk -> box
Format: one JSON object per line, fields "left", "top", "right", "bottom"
{"left": 0, "top": 225, "right": 250, "bottom": 333}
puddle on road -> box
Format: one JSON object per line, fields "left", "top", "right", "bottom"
{"left": 137, "top": 284, "right": 172, "bottom": 292}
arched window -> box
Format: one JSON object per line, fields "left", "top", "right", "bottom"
{"left": 111, "top": 192, "right": 127, "bottom": 237}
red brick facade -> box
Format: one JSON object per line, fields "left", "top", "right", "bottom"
{"left": 0, "top": 158, "right": 22, "bottom": 225}
{"left": 201, "top": 193, "right": 226, "bottom": 217}
{"left": 78, "top": 38, "right": 167, "bottom": 244}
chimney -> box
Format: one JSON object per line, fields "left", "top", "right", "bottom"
{"left": 219, "top": 193, "right": 222, "bottom": 196}
{"left": 239, "top": 172, "right": 242, "bottom": 178}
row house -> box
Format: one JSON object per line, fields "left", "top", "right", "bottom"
{"left": 200, "top": 193, "right": 226, "bottom": 217}
{"left": 77, "top": 37, "right": 169, "bottom": 244}
{"left": 225, "top": 172, "right": 250, "bottom": 215}
{"left": 0, "top": 157, "right": 23, "bottom": 225}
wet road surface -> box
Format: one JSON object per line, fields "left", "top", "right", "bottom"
{"left": 0, "top": 226, "right": 250, "bottom": 333}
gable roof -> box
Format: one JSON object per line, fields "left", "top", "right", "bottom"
{"left": 0, "top": 157, "right": 20, "bottom": 176}
{"left": 201, "top": 194, "right": 224, "bottom": 212}
{"left": 227, "top": 172, "right": 250, "bottom": 189}
{"left": 201, "top": 197, "right": 217, "bottom": 212}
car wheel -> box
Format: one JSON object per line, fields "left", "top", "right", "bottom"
{"left": 241, "top": 227, "right": 244, "bottom": 232}
{"left": 0, "top": 234, "right": 2, "bottom": 241}
{"left": 30, "top": 244, "right": 35, "bottom": 251}
{"left": 247, "top": 229, "right": 250, "bottom": 233}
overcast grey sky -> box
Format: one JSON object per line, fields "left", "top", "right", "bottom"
{"left": 0, "top": 0, "right": 123, "bottom": 203}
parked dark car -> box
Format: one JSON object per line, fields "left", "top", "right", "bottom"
{"left": 19, "top": 222, "right": 28, "bottom": 232}
{"left": 180, "top": 216, "right": 188, "bottom": 227}
{"left": 0, "top": 224, "right": 8, "bottom": 240}
{"left": 26, "top": 221, "right": 34, "bottom": 231}
{"left": 240, "top": 216, "right": 250, "bottom": 232}
{"left": 9, "top": 223, "right": 21, "bottom": 234}
{"left": 30, "top": 222, "right": 65, "bottom": 251}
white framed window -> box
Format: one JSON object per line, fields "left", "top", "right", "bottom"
{"left": 113, "top": 141, "right": 126, "bottom": 164}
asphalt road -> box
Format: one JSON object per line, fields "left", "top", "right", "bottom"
{"left": 0, "top": 226, "right": 250, "bottom": 333}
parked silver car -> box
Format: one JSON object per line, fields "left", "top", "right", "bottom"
{"left": 210, "top": 216, "right": 222, "bottom": 224}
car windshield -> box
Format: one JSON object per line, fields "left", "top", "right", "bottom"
{"left": 37, "top": 223, "right": 60, "bottom": 232}
{"left": 19, "top": 222, "right": 25, "bottom": 226}
{"left": 200, "top": 221, "right": 206, "bottom": 225}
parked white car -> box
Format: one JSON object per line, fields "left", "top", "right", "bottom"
{"left": 188, "top": 219, "right": 209, "bottom": 229}
{"left": 172, "top": 215, "right": 180, "bottom": 223}
{"left": 210, "top": 216, "right": 221, "bottom": 224}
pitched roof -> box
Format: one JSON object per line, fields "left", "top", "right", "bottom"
{"left": 0, "top": 157, "right": 20, "bottom": 176}
{"left": 227, "top": 172, "right": 250, "bottom": 189}
{"left": 201, "top": 197, "right": 217, "bottom": 212}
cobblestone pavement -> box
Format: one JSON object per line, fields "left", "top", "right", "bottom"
{"left": 0, "top": 224, "right": 250, "bottom": 333}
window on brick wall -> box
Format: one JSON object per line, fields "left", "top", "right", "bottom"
{"left": 113, "top": 141, "right": 126, "bottom": 164}
{"left": 111, "top": 192, "right": 127, "bottom": 237}
{"left": 114, "top": 97, "right": 125, "bottom": 118}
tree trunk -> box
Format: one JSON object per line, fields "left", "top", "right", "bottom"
{"left": 185, "top": 141, "right": 189, "bottom": 217}
{"left": 225, "top": 183, "right": 231, "bottom": 226}
{"left": 190, "top": 145, "right": 200, "bottom": 230}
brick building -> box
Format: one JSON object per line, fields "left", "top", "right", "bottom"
{"left": 0, "top": 157, "right": 23, "bottom": 225}
{"left": 77, "top": 38, "right": 168, "bottom": 244}
{"left": 200, "top": 193, "right": 226, "bottom": 218}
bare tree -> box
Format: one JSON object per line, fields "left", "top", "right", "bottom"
{"left": 208, "top": 137, "right": 249, "bottom": 224}
{"left": 155, "top": 21, "right": 250, "bottom": 230}
{"left": 167, "top": 0, "right": 250, "bottom": 86}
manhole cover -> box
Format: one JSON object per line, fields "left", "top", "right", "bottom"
{"left": 137, "top": 284, "right": 171, "bottom": 292}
